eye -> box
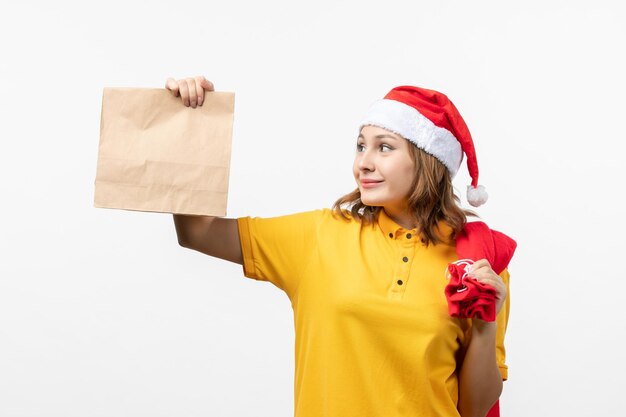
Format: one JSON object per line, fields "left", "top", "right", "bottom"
{"left": 356, "top": 143, "right": 393, "bottom": 152}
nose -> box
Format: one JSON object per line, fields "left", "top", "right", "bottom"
{"left": 357, "top": 148, "right": 375, "bottom": 172}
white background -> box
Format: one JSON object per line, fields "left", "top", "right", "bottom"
{"left": 1, "top": 1, "right": 624, "bottom": 416}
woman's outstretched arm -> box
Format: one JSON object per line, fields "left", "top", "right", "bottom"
{"left": 166, "top": 75, "right": 242, "bottom": 265}
{"left": 173, "top": 214, "right": 243, "bottom": 265}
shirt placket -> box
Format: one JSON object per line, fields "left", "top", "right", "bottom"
{"left": 389, "top": 228, "right": 417, "bottom": 300}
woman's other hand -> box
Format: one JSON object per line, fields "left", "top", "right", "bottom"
{"left": 165, "top": 75, "right": 214, "bottom": 108}
{"left": 466, "top": 259, "right": 507, "bottom": 318}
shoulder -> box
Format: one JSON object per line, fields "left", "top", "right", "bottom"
{"left": 458, "top": 221, "right": 517, "bottom": 274}
{"left": 237, "top": 208, "right": 362, "bottom": 236}
{"left": 320, "top": 207, "right": 364, "bottom": 226}
{"left": 239, "top": 208, "right": 325, "bottom": 222}
{"left": 461, "top": 221, "right": 516, "bottom": 246}
{"left": 321, "top": 207, "right": 353, "bottom": 219}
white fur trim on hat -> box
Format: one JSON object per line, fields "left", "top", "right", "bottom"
{"left": 358, "top": 98, "right": 463, "bottom": 178}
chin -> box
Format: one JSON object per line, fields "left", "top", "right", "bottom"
{"left": 359, "top": 196, "right": 384, "bottom": 207}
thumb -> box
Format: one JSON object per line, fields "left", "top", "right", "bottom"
{"left": 165, "top": 77, "right": 180, "bottom": 96}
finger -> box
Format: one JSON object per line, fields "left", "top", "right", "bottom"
{"left": 470, "top": 259, "right": 490, "bottom": 271}
{"left": 468, "top": 260, "right": 493, "bottom": 277}
{"left": 199, "top": 76, "right": 214, "bottom": 92}
{"left": 165, "top": 77, "right": 180, "bottom": 96}
{"left": 179, "top": 80, "right": 190, "bottom": 106}
{"left": 194, "top": 76, "right": 205, "bottom": 106}
{"left": 186, "top": 78, "right": 198, "bottom": 108}
{"left": 475, "top": 277, "right": 505, "bottom": 295}
{"left": 476, "top": 277, "right": 502, "bottom": 288}
{"left": 469, "top": 268, "right": 502, "bottom": 284}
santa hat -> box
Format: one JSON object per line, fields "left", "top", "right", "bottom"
{"left": 358, "top": 85, "right": 488, "bottom": 207}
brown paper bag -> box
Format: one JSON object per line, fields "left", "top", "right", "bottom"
{"left": 94, "top": 87, "right": 235, "bottom": 216}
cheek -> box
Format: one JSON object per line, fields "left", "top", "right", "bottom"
{"left": 400, "top": 160, "right": 416, "bottom": 188}
{"left": 403, "top": 153, "right": 415, "bottom": 174}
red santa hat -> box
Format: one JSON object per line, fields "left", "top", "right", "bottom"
{"left": 358, "top": 85, "right": 488, "bottom": 207}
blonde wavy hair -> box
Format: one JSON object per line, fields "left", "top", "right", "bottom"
{"left": 331, "top": 142, "right": 480, "bottom": 247}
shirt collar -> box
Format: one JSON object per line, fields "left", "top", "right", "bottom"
{"left": 377, "top": 209, "right": 453, "bottom": 244}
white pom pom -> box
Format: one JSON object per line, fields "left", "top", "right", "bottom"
{"left": 467, "top": 184, "right": 488, "bottom": 207}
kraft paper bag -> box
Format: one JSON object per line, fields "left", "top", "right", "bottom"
{"left": 94, "top": 87, "right": 235, "bottom": 216}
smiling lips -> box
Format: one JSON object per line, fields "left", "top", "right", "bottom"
{"left": 360, "top": 179, "right": 384, "bottom": 188}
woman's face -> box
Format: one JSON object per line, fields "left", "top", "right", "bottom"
{"left": 353, "top": 125, "right": 416, "bottom": 210}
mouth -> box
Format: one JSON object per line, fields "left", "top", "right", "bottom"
{"left": 360, "top": 180, "right": 384, "bottom": 188}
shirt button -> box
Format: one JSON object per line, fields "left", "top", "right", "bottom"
{"left": 406, "top": 233, "right": 412, "bottom": 239}
{"left": 389, "top": 232, "right": 393, "bottom": 238}
{"left": 402, "top": 256, "right": 408, "bottom": 262}
{"left": 397, "top": 279, "right": 403, "bottom": 285}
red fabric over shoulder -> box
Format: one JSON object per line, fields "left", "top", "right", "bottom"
{"left": 455, "top": 221, "right": 517, "bottom": 275}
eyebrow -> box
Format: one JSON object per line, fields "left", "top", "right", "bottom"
{"left": 357, "top": 133, "right": 399, "bottom": 141}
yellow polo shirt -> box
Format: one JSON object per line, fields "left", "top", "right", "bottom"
{"left": 237, "top": 208, "right": 510, "bottom": 417}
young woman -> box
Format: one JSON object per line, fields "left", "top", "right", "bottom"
{"left": 167, "top": 76, "right": 512, "bottom": 417}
